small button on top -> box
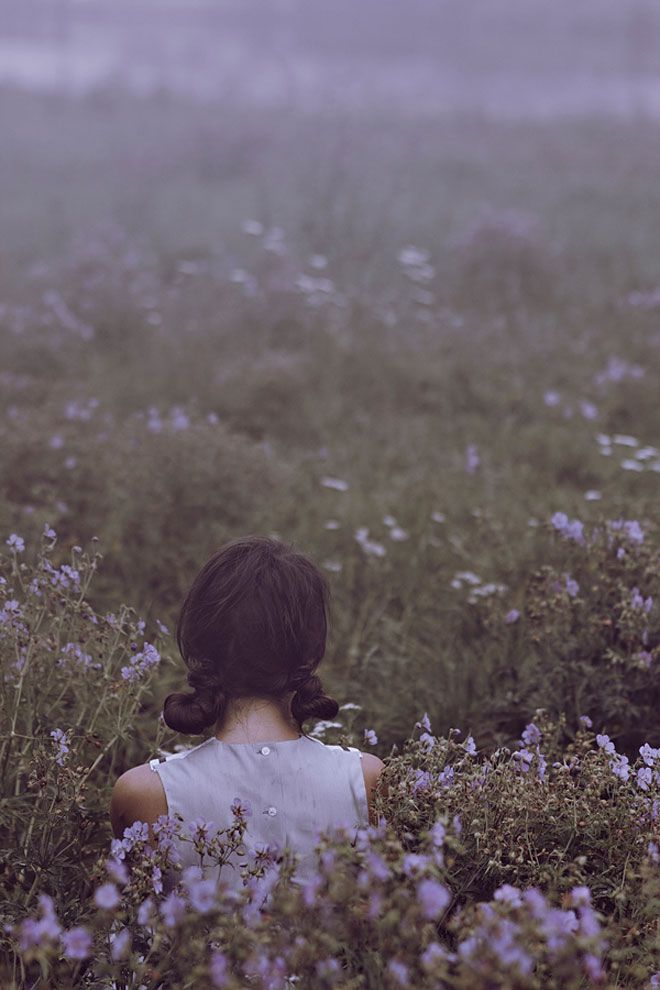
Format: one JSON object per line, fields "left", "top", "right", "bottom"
{"left": 267, "top": 806, "right": 277, "bottom": 816}
{"left": 260, "top": 746, "right": 271, "bottom": 755}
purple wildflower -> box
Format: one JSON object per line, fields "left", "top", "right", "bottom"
{"left": 512, "top": 748, "right": 534, "bottom": 772}
{"left": 419, "top": 731, "right": 436, "bottom": 749}
{"left": 464, "top": 735, "right": 477, "bottom": 755}
{"left": 415, "top": 712, "right": 432, "bottom": 732}
{"left": 230, "top": 797, "right": 253, "bottom": 820}
{"left": 160, "top": 892, "right": 187, "bottom": 928}
{"left": 402, "top": 853, "right": 428, "bottom": 877}
{"left": 438, "top": 765, "right": 454, "bottom": 787}
{"left": 596, "top": 734, "right": 616, "bottom": 755}
{"left": 637, "top": 767, "right": 653, "bottom": 791}
{"left": 94, "top": 883, "right": 120, "bottom": 911}
{"left": 109, "top": 928, "right": 131, "bottom": 962}
{"left": 50, "top": 728, "right": 70, "bottom": 766}
{"left": 494, "top": 884, "right": 523, "bottom": 907}
{"left": 364, "top": 728, "right": 378, "bottom": 745}
{"left": 579, "top": 715, "right": 593, "bottom": 728}
{"left": 209, "top": 950, "right": 229, "bottom": 987}
{"left": 640, "top": 744, "right": 659, "bottom": 767}
{"left": 522, "top": 723, "right": 542, "bottom": 747}
{"left": 60, "top": 926, "right": 92, "bottom": 961}
{"left": 504, "top": 608, "right": 520, "bottom": 623}
{"left": 465, "top": 444, "right": 480, "bottom": 474}
{"left": 417, "top": 879, "right": 451, "bottom": 919}
{"left": 18, "top": 894, "right": 61, "bottom": 951}
{"left": 387, "top": 959, "right": 410, "bottom": 985}
{"left": 6, "top": 533, "right": 25, "bottom": 553}
{"left": 106, "top": 857, "right": 129, "bottom": 886}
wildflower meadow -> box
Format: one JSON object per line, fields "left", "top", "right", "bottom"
{"left": 2, "top": 5, "right": 660, "bottom": 984}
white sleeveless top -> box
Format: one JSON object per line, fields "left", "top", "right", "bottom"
{"left": 149, "top": 733, "right": 369, "bottom": 895}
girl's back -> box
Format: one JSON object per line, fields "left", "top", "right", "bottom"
{"left": 150, "top": 732, "right": 370, "bottom": 892}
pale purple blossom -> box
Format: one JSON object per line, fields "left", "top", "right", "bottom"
{"left": 137, "top": 897, "right": 155, "bottom": 926}
{"left": 522, "top": 723, "right": 542, "bottom": 747}
{"left": 187, "top": 877, "right": 218, "bottom": 913}
{"left": 438, "top": 765, "right": 454, "bottom": 787}
{"left": 640, "top": 744, "right": 659, "bottom": 767}
{"left": 18, "top": 894, "right": 61, "bottom": 951}
{"left": 50, "top": 728, "right": 70, "bottom": 766}
{"left": 60, "top": 925, "right": 92, "bottom": 960}
{"left": 415, "top": 712, "right": 432, "bottom": 733}
{"left": 464, "top": 735, "right": 477, "bottom": 755}
{"left": 209, "top": 950, "right": 230, "bottom": 987}
{"left": 609, "top": 519, "right": 644, "bottom": 544}
{"left": 637, "top": 767, "right": 653, "bottom": 791}
{"left": 417, "top": 879, "right": 451, "bottom": 919}
{"left": 402, "top": 853, "right": 428, "bottom": 877}
{"left": 230, "top": 798, "right": 253, "bottom": 820}
{"left": 364, "top": 728, "right": 378, "bottom": 745}
{"left": 160, "top": 892, "right": 187, "bottom": 928}
{"left": 419, "top": 731, "right": 436, "bottom": 749}
{"left": 387, "top": 959, "right": 410, "bottom": 985}
{"left": 421, "top": 942, "right": 450, "bottom": 969}
{"left": 94, "top": 883, "right": 120, "bottom": 911}
{"left": 579, "top": 715, "right": 593, "bottom": 728}
{"left": 430, "top": 820, "right": 446, "bottom": 847}
{"left": 494, "top": 884, "right": 523, "bottom": 907}
{"left": 505, "top": 608, "right": 520, "bottom": 624}
{"left": 512, "top": 748, "right": 534, "bottom": 772}
{"left": 6, "top": 533, "right": 25, "bottom": 553}
{"left": 596, "top": 734, "right": 616, "bottom": 755}
{"left": 106, "top": 857, "right": 129, "bottom": 886}
{"left": 109, "top": 927, "right": 131, "bottom": 961}
{"left": 120, "top": 642, "right": 161, "bottom": 682}
{"left": 465, "top": 444, "right": 480, "bottom": 474}
{"left": 610, "top": 754, "right": 630, "bottom": 782}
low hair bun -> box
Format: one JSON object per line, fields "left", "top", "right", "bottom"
{"left": 163, "top": 681, "right": 226, "bottom": 736}
{"left": 291, "top": 673, "right": 339, "bottom": 728}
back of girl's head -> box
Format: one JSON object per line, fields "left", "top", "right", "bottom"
{"left": 162, "top": 535, "right": 340, "bottom": 735}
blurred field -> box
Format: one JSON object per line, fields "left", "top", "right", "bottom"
{"left": 1, "top": 6, "right": 659, "bottom": 752}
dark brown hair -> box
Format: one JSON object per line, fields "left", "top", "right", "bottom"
{"left": 163, "top": 535, "right": 340, "bottom": 735}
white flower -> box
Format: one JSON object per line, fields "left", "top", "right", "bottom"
{"left": 389, "top": 526, "right": 408, "bottom": 541}
{"left": 242, "top": 219, "right": 264, "bottom": 236}
{"left": 320, "top": 476, "right": 349, "bottom": 492}
{"left": 612, "top": 434, "right": 638, "bottom": 447}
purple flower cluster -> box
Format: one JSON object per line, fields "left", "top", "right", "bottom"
{"left": 120, "top": 642, "right": 161, "bottom": 682}
{"left": 608, "top": 518, "right": 645, "bottom": 544}
{"left": 57, "top": 641, "right": 95, "bottom": 670}
{"left": 50, "top": 728, "right": 70, "bottom": 766}
{"left": 630, "top": 587, "right": 653, "bottom": 614}
{"left": 6, "top": 533, "right": 25, "bottom": 553}
{"left": 550, "top": 512, "right": 585, "bottom": 545}
{"left": 43, "top": 559, "right": 81, "bottom": 590}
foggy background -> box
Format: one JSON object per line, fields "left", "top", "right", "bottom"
{"left": 1, "top": 0, "right": 660, "bottom": 116}
{"left": 0, "top": 0, "right": 658, "bottom": 745}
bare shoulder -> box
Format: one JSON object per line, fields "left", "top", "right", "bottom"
{"left": 360, "top": 753, "right": 387, "bottom": 825}
{"left": 110, "top": 763, "right": 168, "bottom": 839}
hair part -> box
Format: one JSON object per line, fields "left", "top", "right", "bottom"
{"left": 162, "top": 535, "right": 339, "bottom": 735}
